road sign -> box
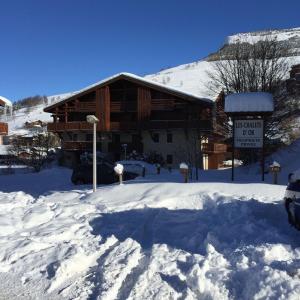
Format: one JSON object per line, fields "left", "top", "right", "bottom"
{"left": 234, "top": 119, "right": 264, "bottom": 148}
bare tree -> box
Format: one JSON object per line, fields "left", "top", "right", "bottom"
{"left": 9, "top": 132, "right": 59, "bottom": 172}
{"left": 175, "top": 129, "right": 203, "bottom": 180}
{"left": 207, "top": 36, "right": 298, "bottom": 155}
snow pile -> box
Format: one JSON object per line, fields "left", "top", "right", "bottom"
{"left": 289, "top": 169, "right": 300, "bottom": 182}
{"left": 117, "top": 160, "right": 158, "bottom": 175}
{"left": 0, "top": 167, "right": 300, "bottom": 299}
{"left": 225, "top": 92, "right": 274, "bottom": 112}
{"left": 223, "top": 159, "right": 243, "bottom": 167}
{"left": 114, "top": 163, "right": 124, "bottom": 175}
{"left": 266, "top": 138, "right": 300, "bottom": 183}
{"left": 179, "top": 162, "right": 189, "bottom": 169}
{"left": 270, "top": 161, "right": 281, "bottom": 168}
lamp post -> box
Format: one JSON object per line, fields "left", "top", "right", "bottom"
{"left": 269, "top": 161, "right": 281, "bottom": 185}
{"left": 87, "top": 115, "right": 99, "bottom": 192}
{"left": 122, "top": 143, "right": 128, "bottom": 160}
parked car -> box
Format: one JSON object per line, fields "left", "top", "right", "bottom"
{"left": 284, "top": 170, "right": 300, "bottom": 230}
{"left": 71, "top": 161, "right": 138, "bottom": 185}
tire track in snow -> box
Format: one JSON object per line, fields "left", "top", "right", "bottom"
{"left": 115, "top": 210, "right": 162, "bottom": 299}
{"left": 116, "top": 251, "right": 151, "bottom": 300}
{"left": 86, "top": 238, "right": 121, "bottom": 300}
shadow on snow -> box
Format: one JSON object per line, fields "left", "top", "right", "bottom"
{"left": 89, "top": 199, "right": 300, "bottom": 256}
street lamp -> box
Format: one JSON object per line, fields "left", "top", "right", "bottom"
{"left": 86, "top": 115, "right": 99, "bottom": 192}
{"left": 122, "top": 143, "right": 128, "bottom": 160}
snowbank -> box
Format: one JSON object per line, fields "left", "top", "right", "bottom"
{"left": 0, "top": 166, "right": 299, "bottom": 299}
{"left": 114, "top": 163, "right": 124, "bottom": 175}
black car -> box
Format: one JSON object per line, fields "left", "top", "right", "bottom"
{"left": 284, "top": 170, "right": 300, "bottom": 230}
{"left": 71, "top": 161, "right": 138, "bottom": 185}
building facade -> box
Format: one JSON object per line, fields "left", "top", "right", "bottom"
{"left": 45, "top": 73, "right": 227, "bottom": 168}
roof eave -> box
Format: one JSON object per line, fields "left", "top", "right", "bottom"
{"left": 44, "top": 73, "right": 213, "bottom": 112}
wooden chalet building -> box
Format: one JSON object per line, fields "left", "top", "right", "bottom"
{"left": 45, "top": 73, "right": 226, "bottom": 168}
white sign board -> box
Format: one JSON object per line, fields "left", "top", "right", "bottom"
{"left": 234, "top": 119, "right": 264, "bottom": 148}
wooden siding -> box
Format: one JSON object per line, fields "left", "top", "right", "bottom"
{"left": 137, "top": 87, "right": 151, "bottom": 122}
{"left": 47, "top": 122, "right": 93, "bottom": 131}
{"left": 202, "top": 142, "right": 227, "bottom": 154}
{"left": 97, "top": 86, "right": 110, "bottom": 131}
{"left": 46, "top": 79, "right": 213, "bottom": 137}
{"left": 0, "top": 122, "right": 8, "bottom": 135}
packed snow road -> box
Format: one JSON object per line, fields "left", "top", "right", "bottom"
{"left": 0, "top": 167, "right": 300, "bottom": 299}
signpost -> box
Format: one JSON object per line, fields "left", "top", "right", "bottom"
{"left": 234, "top": 119, "right": 264, "bottom": 148}
{"left": 225, "top": 92, "right": 274, "bottom": 182}
{"left": 232, "top": 118, "right": 265, "bottom": 181}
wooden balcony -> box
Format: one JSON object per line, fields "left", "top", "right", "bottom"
{"left": 0, "top": 122, "right": 8, "bottom": 135}
{"left": 48, "top": 122, "right": 93, "bottom": 132}
{"left": 47, "top": 119, "right": 212, "bottom": 133}
{"left": 110, "top": 101, "right": 136, "bottom": 112}
{"left": 76, "top": 102, "right": 96, "bottom": 112}
{"left": 144, "top": 120, "right": 212, "bottom": 130}
{"left": 202, "top": 142, "right": 227, "bottom": 154}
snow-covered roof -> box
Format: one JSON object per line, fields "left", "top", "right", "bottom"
{"left": 45, "top": 72, "right": 213, "bottom": 111}
{"left": 0, "top": 96, "right": 12, "bottom": 107}
{"left": 225, "top": 92, "right": 274, "bottom": 113}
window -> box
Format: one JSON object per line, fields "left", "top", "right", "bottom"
{"left": 73, "top": 134, "right": 78, "bottom": 141}
{"left": 152, "top": 133, "right": 159, "bottom": 143}
{"left": 112, "top": 134, "right": 120, "bottom": 144}
{"left": 166, "top": 154, "right": 173, "bottom": 164}
{"left": 167, "top": 133, "right": 173, "bottom": 143}
{"left": 86, "top": 134, "right": 93, "bottom": 141}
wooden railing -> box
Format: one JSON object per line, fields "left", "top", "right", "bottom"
{"left": 202, "top": 143, "right": 227, "bottom": 153}
{"left": 76, "top": 102, "right": 96, "bottom": 112}
{"left": 47, "top": 122, "right": 93, "bottom": 132}
{"left": 144, "top": 120, "right": 212, "bottom": 130}
{"left": 0, "top": 122, "right": 8, "bottom": 135}
{"left": 47, "top": 119, "right": 212, "bottom": 132}
{"left": 110, "top": 101, "right": 136, "bottom": 112}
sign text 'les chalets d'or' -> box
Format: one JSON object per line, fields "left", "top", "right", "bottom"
{"left": 234, "top": 119, "right": 264, "bottom": 148}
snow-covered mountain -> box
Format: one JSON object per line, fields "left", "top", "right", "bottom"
{"left": 147, "top": 27, "right": 300, "bottom": 100}
{"left": 226, "top": 27, "right": 300, "bottom": 48}
{"left": 3, "top": 27, "right": 300, "bottom": 136}
{"left": 1, "top": 92, "right": 75, "bottom": 136}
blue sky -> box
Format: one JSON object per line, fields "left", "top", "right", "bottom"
{"left": 0, "top": 0, "right": 299, "bottom": 101}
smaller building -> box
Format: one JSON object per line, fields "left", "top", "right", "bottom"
{"left": 0, "top": 96, "right": 12, "bottom": 145}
